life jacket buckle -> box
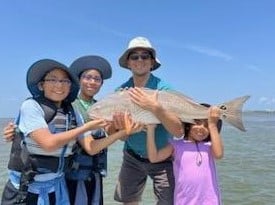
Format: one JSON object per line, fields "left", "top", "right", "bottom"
{"left": 71, "top": 161, "right": 80, "bottom": 170}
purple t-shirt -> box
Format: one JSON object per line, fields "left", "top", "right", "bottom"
{"left": 170, "top": 139, "right": 222, "bottom": 205}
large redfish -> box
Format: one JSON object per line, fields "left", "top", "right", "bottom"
{"left": 88, "top": 88, "right": 250, "bottom": 131}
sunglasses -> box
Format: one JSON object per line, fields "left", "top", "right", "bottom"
{"left": 128, "top": 53, "right": 152, "bottom": 61}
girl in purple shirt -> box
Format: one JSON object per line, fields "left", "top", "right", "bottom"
{"left": 146, "top": 105, "right": 223, "bottom": 205}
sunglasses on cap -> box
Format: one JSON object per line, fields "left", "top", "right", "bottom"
{"left": 128, "top": 53, "right": 152, "bottom": 61}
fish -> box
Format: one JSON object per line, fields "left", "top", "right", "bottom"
{"left": 88, "top": 88, "right": 250, "bottom": 131}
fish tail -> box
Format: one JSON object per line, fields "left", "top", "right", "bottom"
{"left": 218, "top": 95, "right": 250, "bottom": 131}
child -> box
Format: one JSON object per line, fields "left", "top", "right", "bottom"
{"left": 66, "top": 55, "right": 112, "bottom": 205}
{"left": 1, "top": 59, "right": 140, "bottom": 205}
{"left": 146, "top": 105, "right": 223, "bottom": 205}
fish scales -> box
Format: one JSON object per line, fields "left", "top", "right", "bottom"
{"left": 89, "top": 89, "right": 160, "bottom": 124}
{"left": 88, "top": 88, "right": 250, "bottom": 131}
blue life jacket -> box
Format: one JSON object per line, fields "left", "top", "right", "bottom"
{"left": 66, "top": 128, "right": 107, "bottom": 180}
{"left": 7, "top": 96, "right": 107, "bottom": 204}
{"left": 7, "top": 97, "right": 76, "bottom": 174}
{"left": 67, "top": 97, "right": 108, "bottom": 180}
{"left": 7, "top": 97, "right": 77, "bottom": 204}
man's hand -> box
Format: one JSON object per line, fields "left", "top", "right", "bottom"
{"left": 128, "top": 87, "right": 160, "bottom": 113}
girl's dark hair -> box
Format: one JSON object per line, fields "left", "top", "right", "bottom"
{"left": 184, "top": 103, "right": 222, "bottom": 142}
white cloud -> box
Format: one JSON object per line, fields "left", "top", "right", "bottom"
{"left": 259, "top": 97, "right": 268, "bottom": 103}
{"left": 185, "top": 45, "right": 233, "bottom": 61}
{"left": 97, "top": 25, "right": 129, "bottom": 38}
{"left": 246, "top": 64, "right": 263, "bottom": 73}
{"left": 258, "top": 97, "right": 275, "bottom": 105}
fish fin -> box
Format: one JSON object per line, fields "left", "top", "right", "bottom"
{"left": 218, "top": 95, "right": 250, "bottom": 132}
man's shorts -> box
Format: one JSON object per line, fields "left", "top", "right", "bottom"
{"left": 114, "top": 150, "right": 174, "bottom": 204}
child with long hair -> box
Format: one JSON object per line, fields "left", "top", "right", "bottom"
{"left": 146, "top": 104, "right": 223, "bottom": 205}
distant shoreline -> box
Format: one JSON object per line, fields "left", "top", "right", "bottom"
{"left": 244, "top": 110, "right": 275, "bottom": 113}
{"left": 1, "top": 110, "right": 274, "bottom": 120}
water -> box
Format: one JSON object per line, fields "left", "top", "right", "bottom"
{"left": 0, "top": 112, "right": 275, "bottom": 205}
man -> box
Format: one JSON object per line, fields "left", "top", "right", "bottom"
{"left": 113, "top": 36, "right": 183, "bottom": 205}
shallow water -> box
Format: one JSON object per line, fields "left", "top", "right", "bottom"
{"left": 1, "top": 112, "right": 275, "bottom": 204}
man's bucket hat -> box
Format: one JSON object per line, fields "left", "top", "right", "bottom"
{"left": 119, "top": 36, "right": 161, "bottom": 71}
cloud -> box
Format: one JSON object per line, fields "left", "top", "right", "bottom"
{"left": 259, "top": 97, "right": 268, "bottom": 103}
{"left": 97, "top": 25, "right": 130, "bottom": 38}
{"left": 157, "top": 39, "right": 233, "bottom": 61}
{"left": 185, "top": 45, "right": 233, "bottom": 61}
{"left": 258, "top": 97, "right": 275, "bottom": 105}
{"left": 246, "top": 64, "right": 263, "bottom": 73}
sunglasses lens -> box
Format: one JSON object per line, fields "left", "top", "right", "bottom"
{"left": 141, "top": 54, "right": 150, "bottom": 60}
{"left": 129, "top": 53, "right": 151, "bottom": 61}
{"left": 129, "top": 55, "right": 139, "bottom": 60}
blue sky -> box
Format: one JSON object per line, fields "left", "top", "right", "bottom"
{"left": 1, "top": 0, "right": 275, "bottom": 117}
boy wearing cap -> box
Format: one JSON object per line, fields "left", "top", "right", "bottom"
{"left": 113, "top": 37, "right": 183, "bottom": 205}
{"left": 1, "top": 59, "right": 140, "bottom": 205}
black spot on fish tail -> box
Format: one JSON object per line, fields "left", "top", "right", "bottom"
{"left": 220, "top": 105, "right": 227, "bottom": 110}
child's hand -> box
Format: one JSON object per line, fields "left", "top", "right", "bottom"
{"left": 86, "top": 118, "right": 110, "bottom": 130}
{"left": 123, "top": 112, "right": 144, "bottom": 135}
{"left": 128, "top": 122, "right": 144, "bottom": 135}
{"left": 208, "top": 106, "right": 221, "bottom": 127}
{"left": 112, "top": 112, "right": 126, "bottom": 131}
{"left": 3, "top": 122, "right": 16, "bottom": 142}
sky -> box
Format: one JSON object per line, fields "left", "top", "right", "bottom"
{"left": 0, "top": 0, "right": 275, "bottom": 118}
